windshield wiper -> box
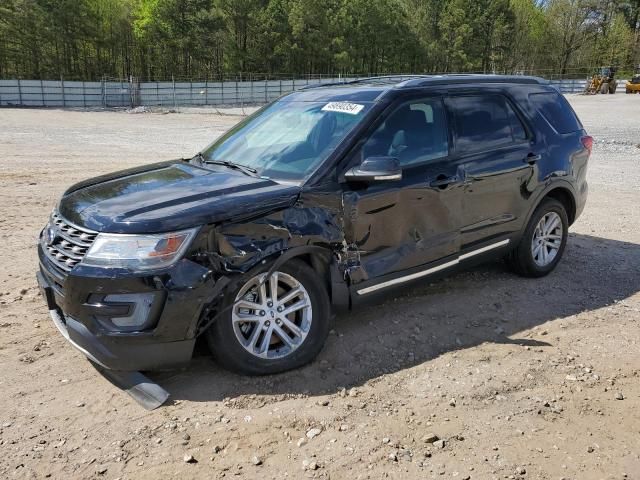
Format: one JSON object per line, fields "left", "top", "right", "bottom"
{"left": 193, "top": 153, "right": 259, "bottom": 177}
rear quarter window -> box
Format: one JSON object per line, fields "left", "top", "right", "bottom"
{"left": 529, "top": 92, "right": 582, "bottom": 134}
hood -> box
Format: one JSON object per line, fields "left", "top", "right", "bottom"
{"left": 58, "top": 160, "right": 301, "bottom": 233}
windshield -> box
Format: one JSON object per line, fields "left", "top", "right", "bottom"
{"left": 200, "top": 100, "right": 373, "bottom": 182}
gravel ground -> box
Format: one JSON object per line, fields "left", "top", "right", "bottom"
{"left": 0, "top": 95, "right": 638, "bottom": 480}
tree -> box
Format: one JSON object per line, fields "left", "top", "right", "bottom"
{"left": 0, "top": 0, "right": 637, "bottom": 80}
{"left": 546, "top": 0, "right": 600, "bottom": 74}
{"left": 508, "top": 0, "right": 547, "bottom": 74}
{"left": 334, "top": 0, "right": 418, "bottom": 74}
{"left": 438, "top": 0, "right": 474, "bottom": 71}
{"left": 288, "top": 0, "right": 339, "bottom": 73}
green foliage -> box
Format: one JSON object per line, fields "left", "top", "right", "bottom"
{"left": 0, "top": 0, "right": 638, "bottom": 79}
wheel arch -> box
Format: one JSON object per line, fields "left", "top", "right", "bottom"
{"left": 524, "top": 183, "right": 577, "bottom": 230}
{"left": 544, "top": 186, "right": 577, "bottom": 225}
{"left": 195, "top": 244, "right": 349, "bottom": 340}
{"left": 253, "top": 245, "right": 350, "bottom": 312}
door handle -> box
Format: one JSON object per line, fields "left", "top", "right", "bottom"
{"left": 525, "top": 153, "right": 542, "bottom": 165}
{"left": 430, "top": 175, "right": 459, "bottom": 188}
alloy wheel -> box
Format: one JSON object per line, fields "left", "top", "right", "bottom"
{"left": 232, "top": 271, "right": 312, "bottom": 359}
{"left": 531, "top": 211, "right": 563, "bottom": 267}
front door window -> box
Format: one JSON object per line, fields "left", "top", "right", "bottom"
{"left": 359, "top": 98, "right": 449, "bottom": 167}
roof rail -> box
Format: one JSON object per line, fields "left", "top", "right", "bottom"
{"left": 299, "top": 74, "right": 547, "bottom": 90}
{"left": 408, "top": 74, "right": 547, "bottom": 87}
{"left": 343, "top": 75, "right": 433, "bottom": 84}
{"left": 299, "top": 75, "right": 433, "bottom": 90}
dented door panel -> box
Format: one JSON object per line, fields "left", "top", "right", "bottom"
{"left": 340, "top": 161, "right": 463, "bottom": 284}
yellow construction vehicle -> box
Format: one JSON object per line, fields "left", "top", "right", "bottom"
{"left": 625, "top": 65, "right": 640, "bottom": 94}
{"left": 584, "top": 66, "right": 618, "bottom": 94}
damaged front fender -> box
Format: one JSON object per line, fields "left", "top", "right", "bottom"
{"left": 212, "top": 191, "right": 345, "bottom": 271}
{"left": 194, "top": 189, "right": 356, "bottom": 312}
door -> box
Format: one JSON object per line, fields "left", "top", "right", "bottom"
{"left": 445, "top": 93, "right": 536, "bottom": 248}
{"left": 340, "top": 96, "right": 464, "bottom": 287}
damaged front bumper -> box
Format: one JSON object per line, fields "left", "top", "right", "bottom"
{"left": 36, "top": 242, "right": 215, "bottom": 372}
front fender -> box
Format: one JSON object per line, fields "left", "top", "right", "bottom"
{"left": 213, "top": 202, "right": 345, "bottom": 273}
{"left": 205, "top": 192, "right": 352, "bottom": 310}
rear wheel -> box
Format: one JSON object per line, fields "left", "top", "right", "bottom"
{"left": 206, "top": 259, "right": 331, "bottom": 375}
{"left": 609, "top": 82, "right": 617, "bottom": 94}
{"left": 507, "top": 198, "right": 568, "bottom": 277}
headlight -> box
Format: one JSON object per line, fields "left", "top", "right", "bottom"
{"left": 83, "top": 227, "right": 198, "bottom": 271}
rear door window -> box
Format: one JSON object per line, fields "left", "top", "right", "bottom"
{"left": 447, "top": 95, "right": 528, "bottom": 154}
{"left": 529, "top": 91, "right": 582, "bottom": 134}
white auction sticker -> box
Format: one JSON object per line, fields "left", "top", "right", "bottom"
{"left": 321, "top": 102, "right": 365, "bottom": 115}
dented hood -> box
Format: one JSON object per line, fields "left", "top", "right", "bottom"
{"left": 58, "top": 161, "right": 301, "bottom": 233}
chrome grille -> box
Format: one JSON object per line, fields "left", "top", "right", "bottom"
{"left": 42, "top": 212, "right": 97, "bottom": 272}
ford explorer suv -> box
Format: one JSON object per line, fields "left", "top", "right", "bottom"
{"left": 37, "top": 75, "right": 591, "bottom": 379}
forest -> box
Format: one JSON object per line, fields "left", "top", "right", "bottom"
{"left": 0, "top": 0, "right": 639, "bottom": 81}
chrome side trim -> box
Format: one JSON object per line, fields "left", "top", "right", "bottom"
{"left": 357, "top": 259, "right": 459, "bottom": 295}
{"left": 458, "top": 239, "right": 511, "bottom": 260}
{"left": 373, "top": 173, "right": 402, "bottom": 181}
{"left": 356, "top": 239, "right": 510, "bottom": 295}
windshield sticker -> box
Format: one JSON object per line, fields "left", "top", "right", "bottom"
{"left": 321, "top": 102, "right": 365, "bottom": 115}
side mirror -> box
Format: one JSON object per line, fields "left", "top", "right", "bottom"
{"left": 344, "top": 156, "right": 402, "bottom": 183}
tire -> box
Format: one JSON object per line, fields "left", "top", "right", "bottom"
{"left": 609, "top": 82, "right": 617, "bottom": 94}
{"left": 507, "top": 198, "right": 568, "bottom": 278}
{"left": 600, "top": 83, "right": 609, "bottom": 94}
{"left": 206, "top": 258, "right": 331, "bottom": 375}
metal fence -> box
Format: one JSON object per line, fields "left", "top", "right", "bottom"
{"left": 0, "top": 77, "right": 349, "bottom": 108}
{"left": 0, "top": 77, "right": 630, "bottom": 108}
{"left": 550, "top": 78, "right": 627, "bottom": 94}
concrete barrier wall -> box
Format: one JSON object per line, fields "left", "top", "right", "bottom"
{"left": 0, "top": 78, "right": 630, "bottom": 108}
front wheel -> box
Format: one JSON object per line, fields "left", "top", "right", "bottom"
{"left": 206, "top": 259, "right": 331, "bottom": 375}
{"left": 507, "top": 198, "right": 569, "bottom": 277}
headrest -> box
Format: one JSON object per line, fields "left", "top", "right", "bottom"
{"left": 386, "top": 108, "right": 425, "bottom": 132}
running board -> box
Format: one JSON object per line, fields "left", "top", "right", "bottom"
{"left": 357, "top": 239, "right": 510, "bottom": 295}
{"left": 93, "top": 364, "right": 170, "bottom": 410}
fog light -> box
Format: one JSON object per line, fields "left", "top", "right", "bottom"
{"left": 103, "top": 293, "right": 155, "bottom": 330}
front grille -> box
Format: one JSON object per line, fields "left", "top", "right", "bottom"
{"left": 42, "top": 212, "right": 97, "bottom": 272}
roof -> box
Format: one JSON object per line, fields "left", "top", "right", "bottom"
{"left": 285, "top": 74, "right": 548, "bottom": 103}
{"left": 301, "top": 74, "right": 546, "bottom": 90}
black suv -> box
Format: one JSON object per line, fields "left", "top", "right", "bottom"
{"left": 37, "top": 75, "right": 591, "bottom": 377}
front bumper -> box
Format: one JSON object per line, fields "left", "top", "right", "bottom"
{"left": 36, "top": 243, "right": 216, "bottom": 371}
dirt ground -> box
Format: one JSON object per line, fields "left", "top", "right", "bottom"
{"left": 0, "top": 95, "right": 638, "bottom": 480}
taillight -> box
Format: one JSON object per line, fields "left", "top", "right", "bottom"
{"left": 581, "top": 135, "right": 593, "bottom": 153}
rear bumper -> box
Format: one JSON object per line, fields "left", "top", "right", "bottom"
{"left": 35, "top": 245, "right": 216, "bottom": 371}
{"left": 574, "top": 180, "right": 588, "bottom": 222}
